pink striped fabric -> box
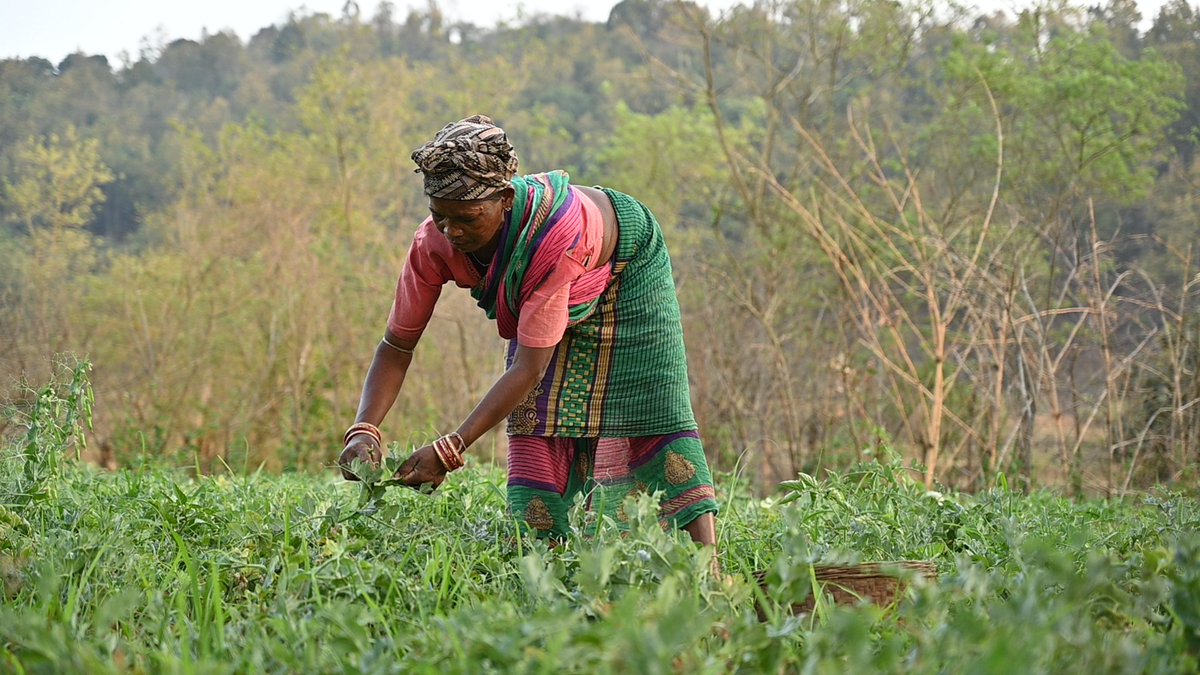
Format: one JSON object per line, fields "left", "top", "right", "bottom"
{"left": 506, "top": 436, "right": 576, "bottom": 494}
{"left": 494, "top": 184, "right": 612, "bottom": 339}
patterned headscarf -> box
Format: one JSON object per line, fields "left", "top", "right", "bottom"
{"left": 411, "top": 115, "right": 519, "bottom": 200}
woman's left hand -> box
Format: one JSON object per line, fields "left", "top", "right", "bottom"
{"left": 394, "top": 444, "right": 448, "bottom": 490}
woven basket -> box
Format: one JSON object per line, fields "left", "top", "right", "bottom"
{"left": 756, "top": 561, "right": 937, "bottom": 617}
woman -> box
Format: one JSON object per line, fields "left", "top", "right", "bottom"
{"left": 338, "top": 115, "right": 717, "bottom": 546}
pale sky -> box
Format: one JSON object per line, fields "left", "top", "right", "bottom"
{"left": 0, "top": 0, "right": 1175, "bottom": 66}
{"left": 0, "top": 0, "right": 741, "bottom": 65}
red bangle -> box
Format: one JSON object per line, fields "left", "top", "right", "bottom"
{"left": 448, "top": 434, "right": 467, "bottom": 469}
{"left": 344, "top": 422, "right": 382, "bottom": 447}
{"left": 433, "top": 434, "right": 466, "bottom": 471}
{"left": 441, "top": 438, "right": 462, "bottom": 470}
{"left": 346, "top": 430, "right": 380, "bottom": 447}
{"left": 433, "top": 442, "right": 452, "bottom": 471}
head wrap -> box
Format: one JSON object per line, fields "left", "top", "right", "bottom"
{"left": 411, "top": 115, "right": 519, "bottom": 200}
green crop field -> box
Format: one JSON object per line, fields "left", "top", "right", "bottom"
{"left": 2, "top": 367, "right": 1198, "bottom": 674}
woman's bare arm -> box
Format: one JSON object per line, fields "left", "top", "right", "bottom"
{"left": 338, "top": 329, "right": 417, "bottom": 480}
{"left": 354, "top": 329, "right": 418, "bottom": 426}
{"left": 394, "top": 343, "right": 555, "bottom": 486}
{"left": 455, "top": 344, "right": 555, "bottom": 446}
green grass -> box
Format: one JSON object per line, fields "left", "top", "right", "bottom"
{"left": 2, "top": 363, "right": 1198, "bottom": 673}
{"left": 1, "top": 460, "right": 1197, "bottom": 673}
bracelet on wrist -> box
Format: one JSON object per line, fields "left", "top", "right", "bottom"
{"left": 345, "top": 430, "right": 381, "bottom": 446}
{"left": 381, "top": 335, "right": 415, "bottom": 355}
{"left": 344, "top": 422, "right": 382, "bottom": 447}
{"left": 432, "top": 433, "right": 466, "bottom": 471}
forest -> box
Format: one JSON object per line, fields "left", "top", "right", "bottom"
{"left": 1, "top": 0, "right": 1198, "bottom": 494}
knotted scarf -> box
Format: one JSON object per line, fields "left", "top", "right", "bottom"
{"left": 411, "top": 115, "right": 519, "bottom": 200}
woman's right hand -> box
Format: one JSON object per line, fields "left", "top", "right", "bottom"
{"left": 338, "top": 435, "right": 382, "bottom": 481}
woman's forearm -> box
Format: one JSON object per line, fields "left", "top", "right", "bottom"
{"left": 454, "top": 367, "right": 539, "bottom": 446}
{"left": 455, "top": 345, "right": 554, "bottom": 447}
{"left": 354, "top": 340, "right": 414, "bottom": 427}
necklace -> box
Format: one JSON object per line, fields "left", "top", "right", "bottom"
{"left": 468, "top": 251, "right": 490, "bottom": 268}
{"left": 470, "top": 210, "right": 510, "bottom": 269}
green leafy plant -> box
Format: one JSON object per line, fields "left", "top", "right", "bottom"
{"left": 2, "top": 355, "right": 93, "bottom": 508}
{"left": 2, "top": 394, "right": 1198, "bottom": 672}
{"left": 347, "top": 443, "right": 440, "bottom": 516}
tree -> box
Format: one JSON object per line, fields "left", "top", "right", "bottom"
{"left": 0, "top": 126, "right": 113, "bottom": 373}
{"left": 2, "top": 126, "right": 114, "bottom": 233}
{"left": 1147, "top": 0, "right": 1200, "bottom": 165}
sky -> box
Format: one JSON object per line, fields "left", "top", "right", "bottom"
{"left": 0, "top": 0, "right": 1175, "bottom": 66}
{"left": 0, "top": 0, "right": 741, "bottom": 65}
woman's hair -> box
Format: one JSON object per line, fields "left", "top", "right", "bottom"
{"left": 411, "top": 115, "right": 519, "bottom": 200}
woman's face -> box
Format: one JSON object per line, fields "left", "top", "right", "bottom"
{"left": 428, "top": 188, "right": 514, "bottom": 254}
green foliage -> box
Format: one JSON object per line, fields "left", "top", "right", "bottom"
{"left": 593, "top": 102, "right": 734, "bottom": 227}
{"left": 1, "top": 417, "right": 1198, "bottom": 672}
{"left": 1, "top": 356, "right": 93, "bottom": 509}
{"left": 944, "top": 23, "right": 1183, "bottom": 205}
{"left": 1, "top": 126, "right": 114, "bottom": 233}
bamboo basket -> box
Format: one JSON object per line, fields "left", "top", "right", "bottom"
{"left": 756, "top": 561, "right": 938, "bottom": 616}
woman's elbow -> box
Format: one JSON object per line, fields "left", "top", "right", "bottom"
{"left": 513, "top": 346, "right": 555, "bottom": 384}
{"left": 516, "top": 359, "right": 550, "bottom": 385}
